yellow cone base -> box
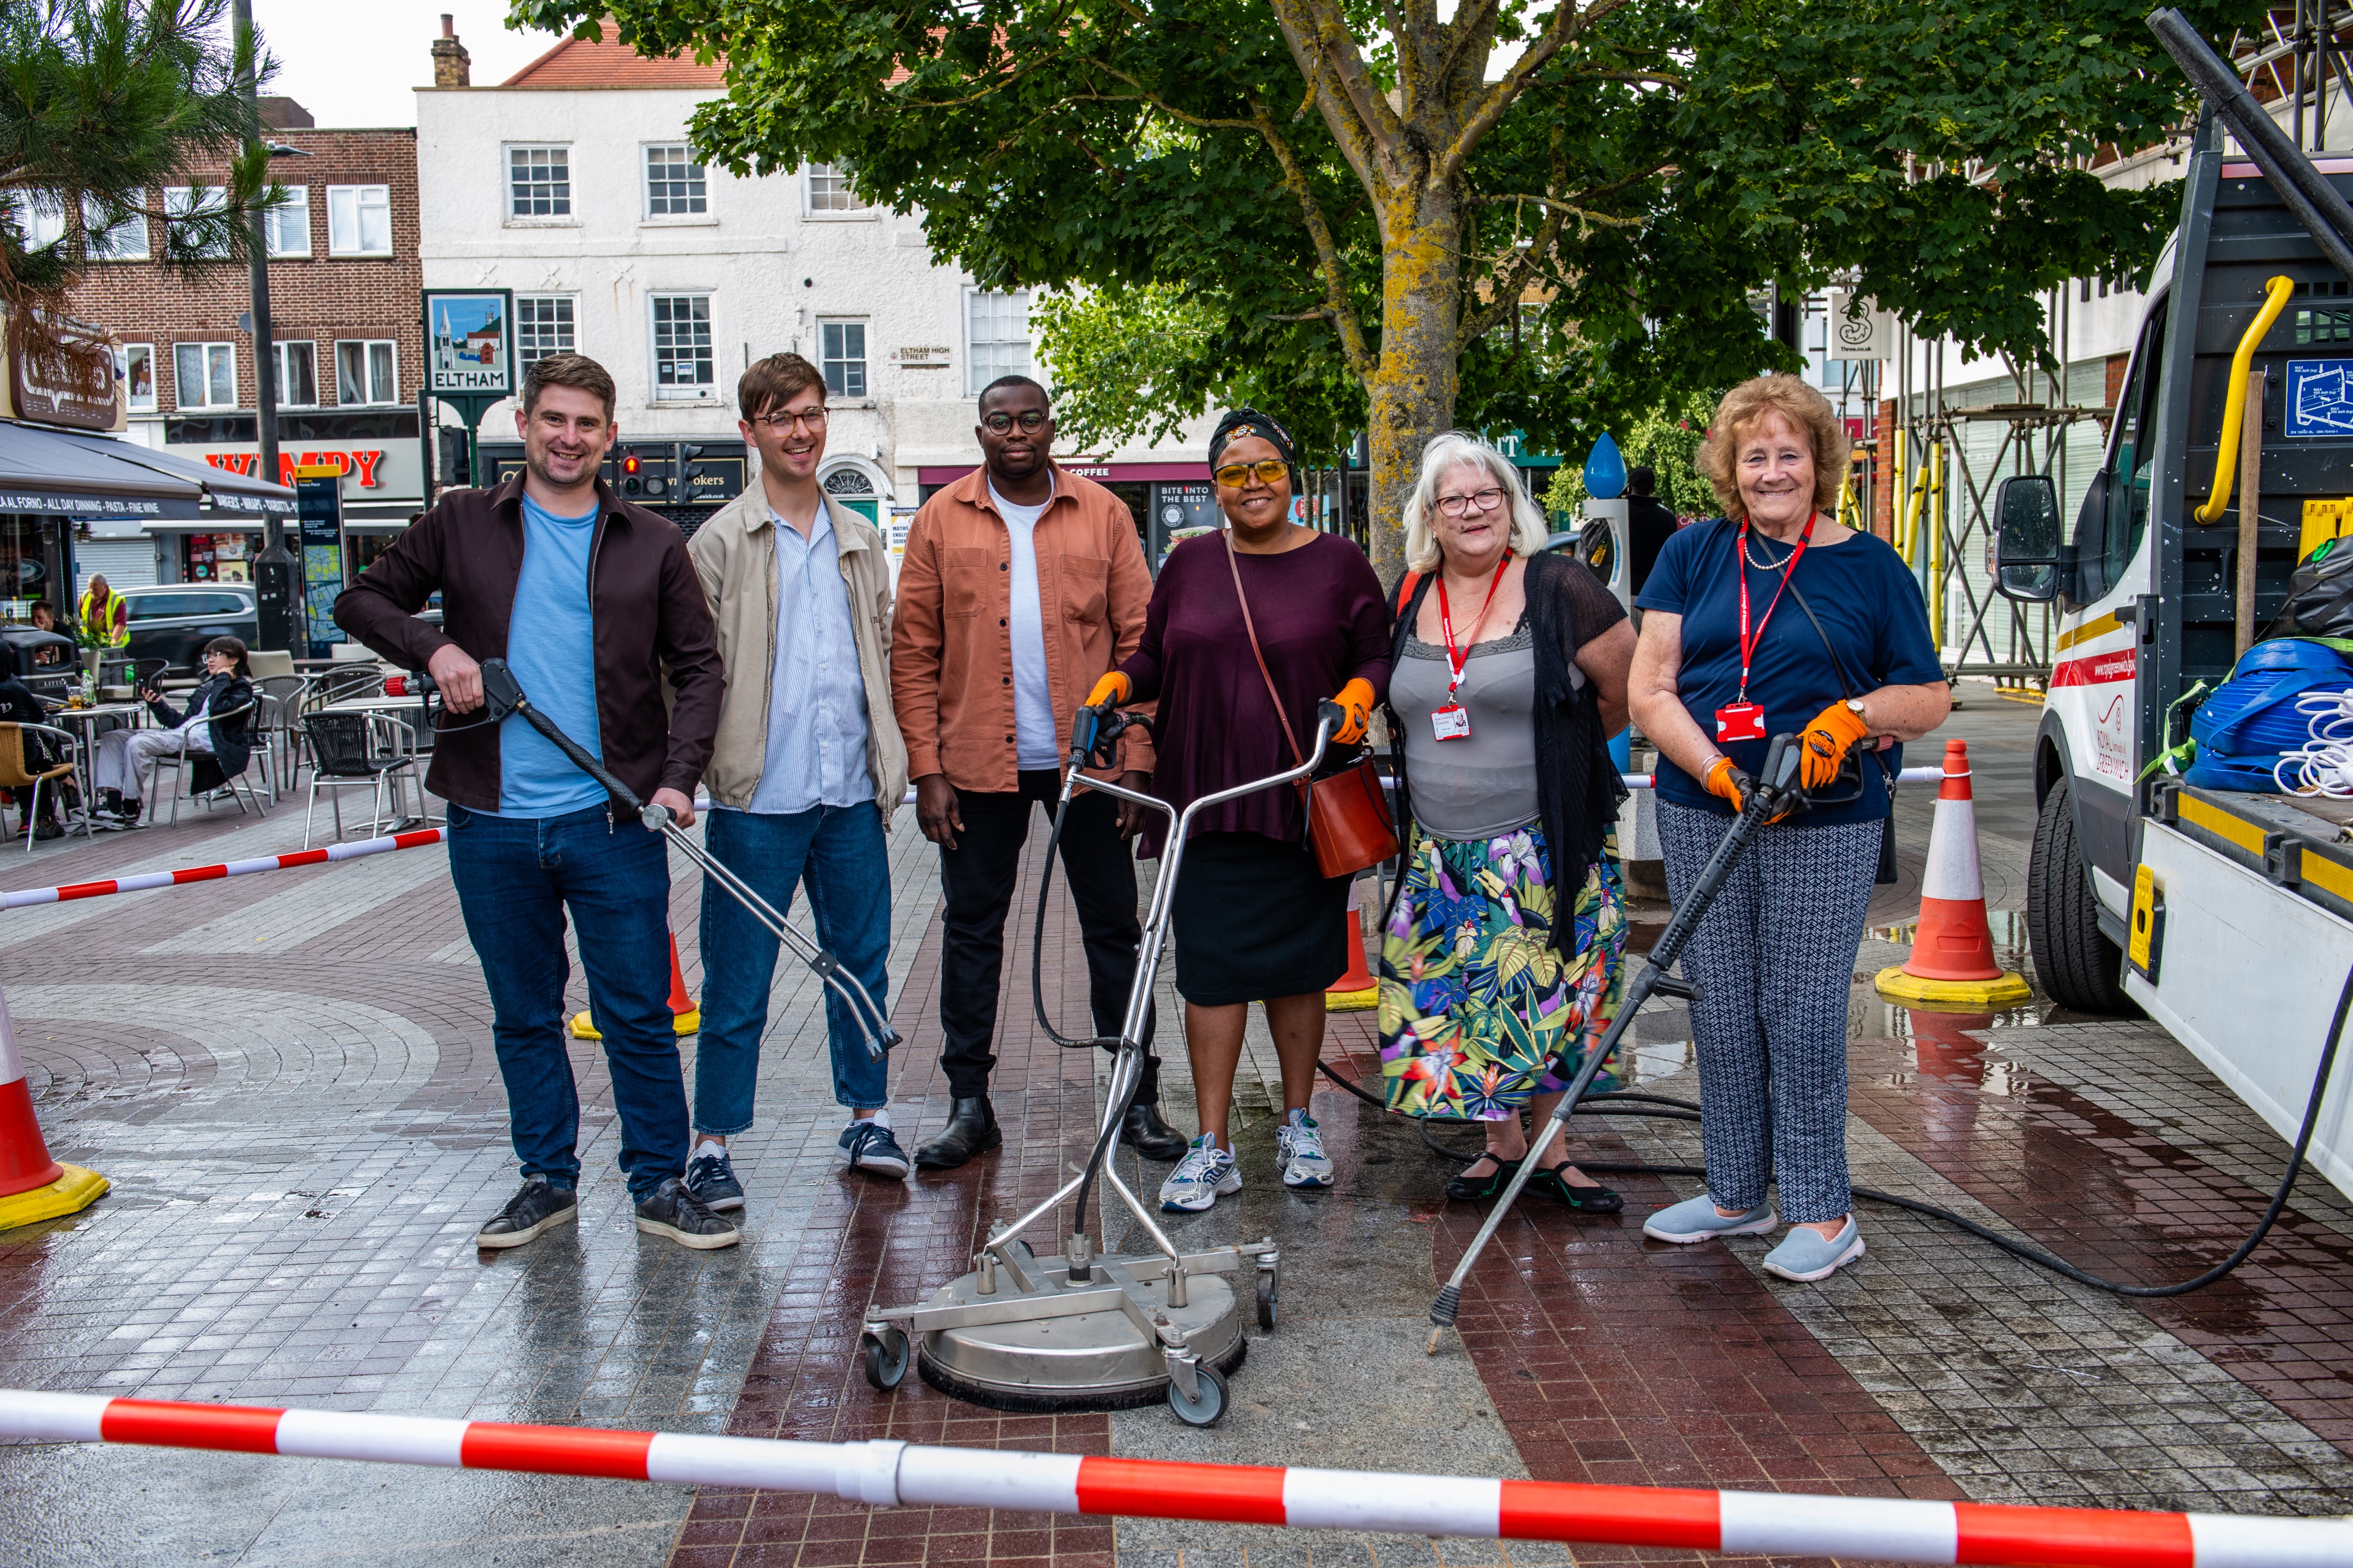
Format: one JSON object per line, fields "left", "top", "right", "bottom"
{"left": 1873, "top": 965, "right": 2032, "bottom": 1009}
{"left": 1325, "top": 986, "right": 1379, "bottom": 1013}
{"left": 0, "top": 1163, "right": 108, "bottom": 1230}
{"left": 569, "top": 1009, "right": 700, "bottom": 1041}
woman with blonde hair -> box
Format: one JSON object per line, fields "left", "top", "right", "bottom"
{"left": 1378, "top": 432, "right": 1638, "bottom": 1211}
{"left": 1628, "top": 373, "right": 1946, "bottom": 1281}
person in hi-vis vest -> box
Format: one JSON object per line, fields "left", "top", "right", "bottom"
{"left": 77, "top": 575, "right": 129, "bottom": 648}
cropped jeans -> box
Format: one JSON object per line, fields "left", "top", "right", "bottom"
{"left": 695, "top": 801, "right": 893, "bottom": 1131}
{"left": 446, "top": 800, "right": 688, "bottom": 1199}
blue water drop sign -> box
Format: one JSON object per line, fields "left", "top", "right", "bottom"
{"left": 2286, "top": 359, "right": 2353, "bottom": 436}
{"left": 1584, "top": 432, "right": 1627, "bottom": 499}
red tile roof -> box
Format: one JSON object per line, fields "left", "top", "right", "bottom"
{"left": 502, "top": 34, "right": 726, "bottom": 88}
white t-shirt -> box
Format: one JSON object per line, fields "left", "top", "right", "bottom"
{"left": 990, "top": 479, "right": 1059, "bottom": 770}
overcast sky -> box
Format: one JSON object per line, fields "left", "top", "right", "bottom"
{"left": 252, "top": 1, "right": 569, "bottom": 128}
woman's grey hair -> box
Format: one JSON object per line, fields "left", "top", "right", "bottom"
{"left": 1402, "top": 432, "right": 1553, "bottom": 574}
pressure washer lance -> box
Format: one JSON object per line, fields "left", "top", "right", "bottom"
{"left": 468, "top": 657, "right": 901, "bottom": 1060}
{"left": 1425, "top": 731, "right": 1809, "bottom": 1354}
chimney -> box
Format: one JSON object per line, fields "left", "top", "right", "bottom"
{"left": 431, "top": 14, "right": 471, "bottom": 89}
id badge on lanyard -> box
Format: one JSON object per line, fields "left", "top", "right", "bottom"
{"left": 1432, "top": 554, "right": 1511, "bottom": 742}
{"left": 1715, "top": 518, "right": 1810, "bottom": 742}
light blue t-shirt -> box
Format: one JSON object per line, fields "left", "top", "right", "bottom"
{"left": 496, "top": 493, "right": 607, "bottom": 818}
{"left": 742, "top": 500, "right": 873, "bottom": 815}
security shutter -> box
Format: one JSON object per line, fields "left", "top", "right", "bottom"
{"left": 75, "top": 538, "right": 158, "bottom": 591}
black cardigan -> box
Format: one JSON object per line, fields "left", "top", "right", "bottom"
{"left": 1381, "top": 551, "right": 1628, "bottom": 959}
{"left": 148, "top": 672, "right": 254, "bottom": 788}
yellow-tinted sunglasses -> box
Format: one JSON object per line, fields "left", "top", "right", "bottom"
{"left": 1213, "top": 458, "right": 1289, "bottom": 488}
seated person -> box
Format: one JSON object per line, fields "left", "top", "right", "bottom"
{"left": 92, "top": 636, "right": 253, "bottom": 824}
{"left": 0, "top": 654, "right": 66, "bottom": 838}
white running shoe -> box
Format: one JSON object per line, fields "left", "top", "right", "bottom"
{"left": 1275, "top": 1109, "right": 1334, "bottom": 1188}
{"left": 1158, "top": 1135, "right": 1241, "bottom": 1212}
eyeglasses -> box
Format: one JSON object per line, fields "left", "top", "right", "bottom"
{"left": 755, "top": 407, "right": 828, "bottom": 432}
{"left": 982, "top": 410, "right": 1050, "bottom": 435}
{"left": 1214, "top": 458, "right": 1289, "bottom": 488}
{"left": 1435, "top": 487, "right": 1506, "bottom": 517}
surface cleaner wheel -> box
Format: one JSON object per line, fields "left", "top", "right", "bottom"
{"left": 862, "top": 1327, "right": 911, "bottom": 1391}
{"left": 1167, "top": 1364, "right": 1228, "bottom": 1426}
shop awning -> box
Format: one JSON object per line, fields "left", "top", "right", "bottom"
{"left": 44, "top": 427, "right": 296, "bottom": 519}
{"left": 0, "top": 419, "right": 202, "bottom": 520}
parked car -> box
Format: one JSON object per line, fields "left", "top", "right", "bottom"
{"left": 117, "top": 584, "right": 260, "bottom": 675}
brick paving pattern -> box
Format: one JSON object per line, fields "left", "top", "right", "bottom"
{"left": 4, "top": 695, "right": 2353, "bottom": 1567}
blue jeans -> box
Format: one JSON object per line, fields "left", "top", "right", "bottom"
{"left": 697, "top": 802, "right": 893, "bottom": 1131}
{"left": 446, "top": 800, "right": 688, "bottom": 1199}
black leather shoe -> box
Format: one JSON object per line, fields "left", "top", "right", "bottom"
{"left": 1120, "top": 1057, "right": 1190, "bottom": 1162}
{"left": 475, "top": 1176, "right": 577, "bottom": 1250}
{"left": 913, "top": 1095, "right": 1001, "bottom": 1169}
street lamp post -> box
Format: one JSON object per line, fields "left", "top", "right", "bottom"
{"left": 231, "top": 0, "right": 302, "bottom": 655}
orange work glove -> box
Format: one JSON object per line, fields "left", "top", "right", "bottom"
{"left": 1799, "top": 700, "right": 1872, "bottom": 790}
{"left": 1330, "top": 677, "right": 1375, "bottom": 745}
{"left": 1085, "top": 671, "right": 1132, "bottom": 709}
{"left": 1703, "top": 756, "right": 1751, "bottom": 813}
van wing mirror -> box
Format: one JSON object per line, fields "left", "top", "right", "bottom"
{"left": 1992, "top": 474, "right": 2063, "bottom": 602}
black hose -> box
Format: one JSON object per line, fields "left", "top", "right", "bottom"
{"left": 1029, "top": 787, "right": 1114, "bottom": 1051}
{"left": 1319, "top": 958, "right": 2353, "bottom": 1299}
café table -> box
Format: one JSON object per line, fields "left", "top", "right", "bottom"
{"left": 46, "top": 701, "right": 147, "bottom": 832}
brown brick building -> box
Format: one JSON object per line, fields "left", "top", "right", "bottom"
{"left": 60, "top": 100, "right": 424, "bottom": 584}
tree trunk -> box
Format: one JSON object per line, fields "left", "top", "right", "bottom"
{"left": 1362, "top": 182, "right": 1463, "bottom": 592}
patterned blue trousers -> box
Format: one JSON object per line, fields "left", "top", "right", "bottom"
{"left": 1656, "top": 799, "right": 1881, "bottom": 1225}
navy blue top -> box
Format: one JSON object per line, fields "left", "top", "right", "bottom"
{"left": 1636, "top": 518, "right": 1942, "bottom": 826}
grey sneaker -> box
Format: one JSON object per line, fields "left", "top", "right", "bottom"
{"left": 837, "top": 1117, "right": 911, "bottom": 1180}
{"left": 1762, "top": 1217, "right": 1865, "bottom": 1282}
{"left": 1158, "top": 1135, "right": 1241, "bottom": 1212}
{"left": 475, "top": 1177, "right": 577, "bottom": 1250}
{"left": 633, "top": 1176, "right": 740, "bottom": 1250}
{"left": 1275, "top": 1109, "right": 1334, "bottom": 1188}
{"left": 1641, "top": 1194, "right": 1777, "bottom": 1243}
{"left": 684, "top": 1144, "right": 745, "bottom": 1211}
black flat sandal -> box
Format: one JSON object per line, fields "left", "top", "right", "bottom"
{"left": 1444, "top": 1154, "right": 1522, "bottom": 1202}
{"left": 1531, "top": 1162, "right": 1622, "bottom": 1214}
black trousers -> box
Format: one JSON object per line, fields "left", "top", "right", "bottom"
{"left": 938, "top": 769, "right": 1155, "bottom": 1097}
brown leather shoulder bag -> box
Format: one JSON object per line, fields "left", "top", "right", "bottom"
{"left": 1224, "top": 531, "right": 1397, "bottom": 879}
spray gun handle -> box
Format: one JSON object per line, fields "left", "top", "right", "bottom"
{"left": 479, "top": 657, "right": 648, "bottom": 818}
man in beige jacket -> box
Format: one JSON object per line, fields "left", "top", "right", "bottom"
{"left": 683, "top": 352, "right": 911, "bottom": 1204}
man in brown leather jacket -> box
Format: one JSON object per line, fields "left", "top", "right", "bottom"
{"left": 889, "top": 375, "right": 1186, "bottom": 1168}
{"left": 335, "top": 353, "right": 733, "bottom": 1253}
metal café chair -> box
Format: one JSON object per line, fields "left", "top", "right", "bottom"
{"left": 155, "top": 700, "right": 270, "bottom": 824}
{"left": 252, "top": 677, "right": 308, "bottom": 801}
{"left": 299, "top": 709, "right": 417, "bottom": 849}
{"left": 0, "top": 723, "right": 85, "bottom": 850}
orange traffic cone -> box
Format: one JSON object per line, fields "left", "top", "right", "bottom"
{"left": 572, "top": 933, "right": 701, "bottom": 1040}
{"left": 1326, "top": 878, "right": 1379, "bottom": 1013}
{"left": 1875, "top": 739, "right": 2031, "bottom": 1008}
{"left": 0, "top": 986, "right": 107, "bottom": 1229}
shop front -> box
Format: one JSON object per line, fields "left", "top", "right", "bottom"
{"left": 915, "top": 461, "right": 1216, "bottom": 571}
{"left": 158, "top": 409, "right": 421, "bottom": 584}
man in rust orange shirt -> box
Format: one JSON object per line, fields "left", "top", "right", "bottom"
{"left": 889, "top": 375, "right": 1187, "bottom": 1169}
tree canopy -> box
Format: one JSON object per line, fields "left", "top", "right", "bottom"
{"left": 520, "top": 0, "right": 2258, "bottom": 574}
{"left": 0, "top": 0, "right": 277, "bottom": 323}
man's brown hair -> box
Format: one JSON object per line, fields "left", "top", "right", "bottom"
{"left": 522, "top": 352, "right": 617, "bottom": 422}
{"left": 738, "top": 352, "right": 825, "bottom": 422}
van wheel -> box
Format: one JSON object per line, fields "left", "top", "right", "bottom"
{"left": 2026, "top": 777, "right": 2136, "bottom": 1014}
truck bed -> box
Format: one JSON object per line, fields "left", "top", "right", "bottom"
{"left": 2161, "top": 781, "right": 2353, "bottom": 923}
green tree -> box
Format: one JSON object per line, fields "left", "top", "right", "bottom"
{"left": 1544, "top": 386, "right": 1717, "bottom": 522}
{"left": 521, "top": 0, "right": 2257, "bottom": 581}
{"left": 1, "top": 1, "right": 278, "bottom": 325}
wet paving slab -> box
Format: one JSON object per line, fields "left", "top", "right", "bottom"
{"left": 4, "top": 697, "right": 2352, "bottom": 1566}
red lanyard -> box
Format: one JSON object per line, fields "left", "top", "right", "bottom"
{"left": 1734, "top": 516, "right": 1813, "bottom": 701}
{"left": 1437, "top": 551, "right": 1512, "bottom": 697}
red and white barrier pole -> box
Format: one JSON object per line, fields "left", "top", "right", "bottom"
{"left": 0, "top": 827, "right": 447, "bottom": 911}
{"left": 2, "top": 1393, "right": 2342, "bottom": 1567}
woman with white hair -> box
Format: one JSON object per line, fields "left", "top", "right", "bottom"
{"left": 1378, "top": 432, "right": 1638, "bottom": 1211}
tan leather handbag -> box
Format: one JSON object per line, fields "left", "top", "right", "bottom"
{"left": 1224, "top": 532, "right": 1398, "bottom": 879}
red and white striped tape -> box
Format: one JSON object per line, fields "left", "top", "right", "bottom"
{"left": 2, "top": 1392, "right": 2342, "bottom": 1567}
{"left": 0, "top": 827, "right": 447, "bottom": 911}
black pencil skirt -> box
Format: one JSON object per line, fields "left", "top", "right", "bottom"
{"left": 1168, "top": 830, "right": 1354, "bottom": 1006}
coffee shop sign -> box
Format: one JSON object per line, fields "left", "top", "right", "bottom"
{"left": 204, "top": 450, "right": 385, "bottom": 487}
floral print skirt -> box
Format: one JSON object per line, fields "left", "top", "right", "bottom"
{"left": 1377, "top": 821, "right": 1628, "bottom": 1120}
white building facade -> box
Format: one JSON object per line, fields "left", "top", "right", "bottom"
{"left": 413, "top": 29, "right": 1217, "bottom": 560}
